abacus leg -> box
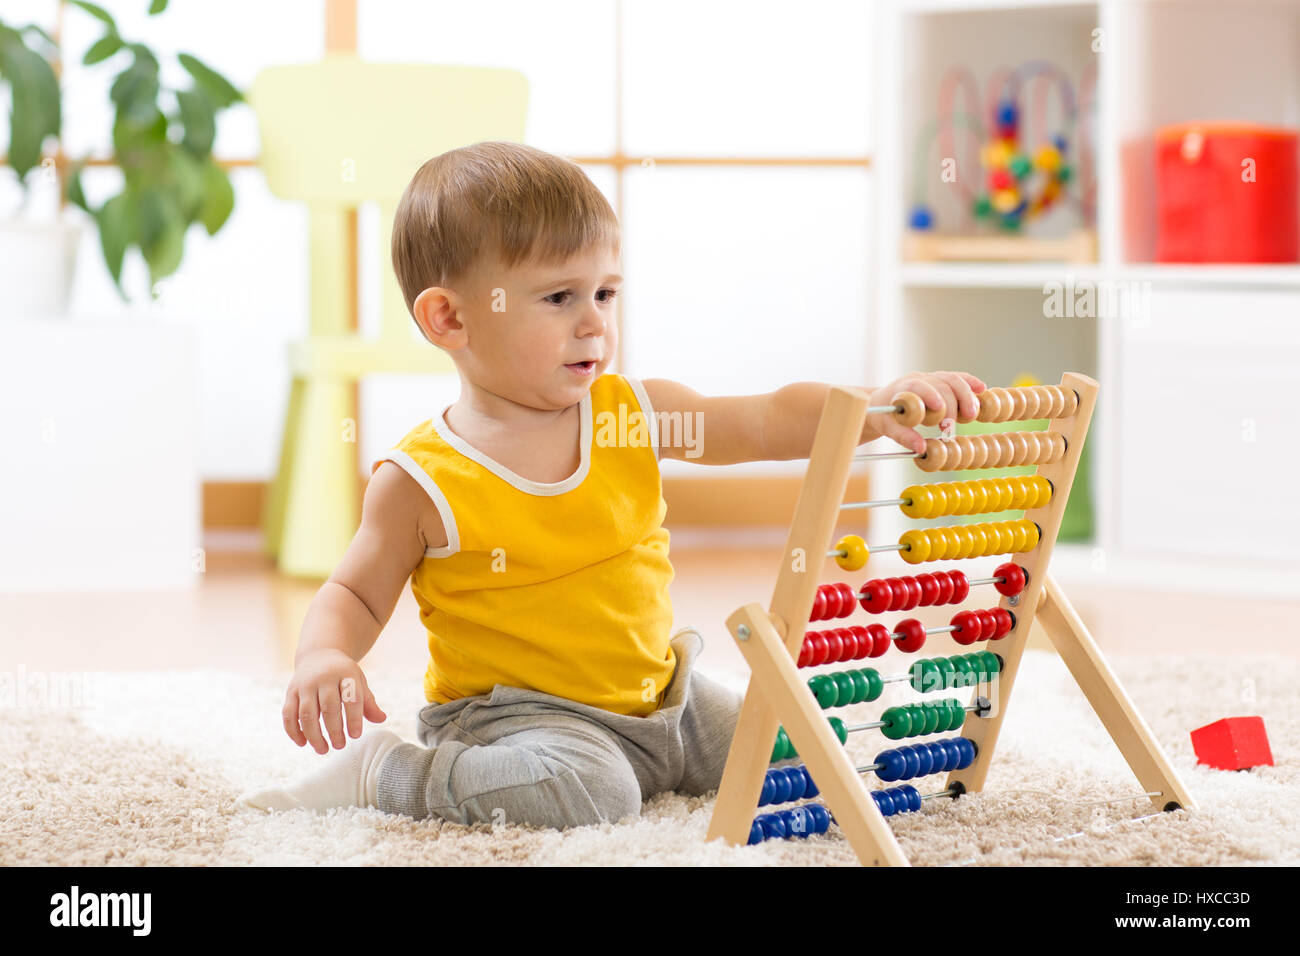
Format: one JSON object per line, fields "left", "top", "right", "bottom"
{"left": 1037, "top": 572, "right": 1197, "bottom": 813}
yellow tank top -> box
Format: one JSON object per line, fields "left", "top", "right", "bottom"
{"left": 370, "top": 373, "right": 677, "bottom": 717}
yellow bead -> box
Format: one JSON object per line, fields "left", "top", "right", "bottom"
{"left": 1035, "top": 144, "right": 1062, "bottom": 171}
{"left": 1009, "top": 477, "right": 1031, "bottom": 510}
{"left": 967, "top": 525, "right": 990, "bottom": 558}
{"left": 952, "top": 525, "right": 976, "bottom": 559}
{"left": 900, "top": 485, "right": 931, "bottom": 519}
{"left": 1033, "top": 476, "right": 1053, "bottom": 508}
{"left": 1024, "top": 520, "right": 1041, "bottom": 550}
{"left": 990, "top": 522, "right": 1014, "bottom": 553}
{"left": 995, "top": 477, "right": 1018, "bottom": 511}
{"left": 900, "top": 529, "right": 930, "bottom": 565}
{"left": 834, "top": 534, "right": 869, "bottom": 571}
{"left": 992, "top": 188, "right": 1020, "bottom": 213}
{"left": 926, "top": 528, "right": 949, "bottom": 561}
{"left": 982, "top": 140, "right": 1012, "bottom": 169}
{"left": 952, "top": 483, "right": 976, "bottom": 516}
{"left": 1009, "top": 522, "right": 1030, "bottom": 552}
{"left": 968, "top": 480, "right": 990, "bottom": 515}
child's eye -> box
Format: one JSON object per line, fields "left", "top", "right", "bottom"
{"left": 598, "top": 288, "right": 619, "bottom": 303}
{"left": 544, "top": 289, "right": 620, "bottom": 305}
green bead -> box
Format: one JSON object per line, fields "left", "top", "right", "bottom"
{"left": 881, "top": 707, "right": 911, "bottom": 740}
{"left": 862, "top": 668, "right": 884, "bottom": 702}
{"left": 950, "top": 656, "right": 974, "bottom": 687}
{"left": 1058, "top": 164, "right": 1073, "bottom": 183}
{"left": 919, "top": 702, "right": 941, "bottom": 735}
{"left": 848, "top": 669, "right": 870, "bottom": 704}
{"left": 948, "top": 700, "right": 967, "bottom": 730}
{"left": 973, "top": 194, "right": 992, "bottom": 218}
{"left": 809, "top": 675, "right": 837, "bottom": 710}
{"left": 934, "top": 657, "right": 957, "bottom": 691}
{"left": 933, "top": 700, "right": 953, "bottom": 733}
{"left": 984, "top": 650, "right": 1003, "bottom": 675}
{"left": 1009, "top": 155, "right": 1031, "bottom": 179}
{"left": 832, "top": 671, "right": 856, "bottom": 708}
{"left": 829, "top": 716, "right": 848, "bottom": 745}
{"left": 908, "top": 660, "right": 928, "bottom": 693}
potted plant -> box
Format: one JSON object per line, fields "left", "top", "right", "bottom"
{"left": 0, "top": 14, "right": 73, "bottom": 315}
{"left": 1, "top": 0, "right": 245, "bottom": 314}
{"left": 63, "top": 0, "right": 245, "bottom": 302}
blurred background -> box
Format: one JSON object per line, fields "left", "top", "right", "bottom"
{"left": 2, "top": 0, "right": 1298, "bottom": 685}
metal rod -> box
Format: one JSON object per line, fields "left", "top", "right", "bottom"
{"left": 838, "top": 498, "right": 909, "bottom": 510}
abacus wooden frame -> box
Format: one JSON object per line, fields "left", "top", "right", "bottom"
{"left": 705, "top": 373, "right": 1196, "bottom": 866}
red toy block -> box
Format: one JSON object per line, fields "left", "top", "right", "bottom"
{"left": 1190, "top": 717, "right": 1273, "bottom": 771}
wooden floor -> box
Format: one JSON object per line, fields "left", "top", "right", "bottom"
{"left": 3, "top": 529, "right": 1298, "bottom": 683}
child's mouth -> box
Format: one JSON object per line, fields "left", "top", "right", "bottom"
{"left": 566, "top": 361, "right": 596, "bottom": 374}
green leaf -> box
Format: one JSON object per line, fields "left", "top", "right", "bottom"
{"left": 21, "top": 24, "right": 59, "bottom": 50}
{"left": 1, "top": 38, "right": 61, "bottom": 180}
{"left": 68, "top": 1, "right": 119, "bottom": 32}
{"left": 135, "top": 187, "right": 168, "bottom": 248}
{"left": 83, "top": 33, "right": 123, "bottom": 66}
{"left": 96, "top": 193, "right": 134, "bottom": 292}
{"left": 197, "top": 160, "right": 234, "bottom": 235}
{"left": 168, "top": 148, "right": 205, "bottom": 219}
{"left": 143, "top": 211, "right": 186, "bottom": 285}
{"left": 177, "top": 52, "right": 242, "bottom": 109}
{"left": 65, "top": 161, "right": 90, "bottom": 212}
{"left": 110, "top": 49, "right": 161, "bottom": 124}
{"left": 176, "top": 86, "right": 215, "bottom": 158}
{"left": 149, "top": 0, "right": 170, "bottom": 13}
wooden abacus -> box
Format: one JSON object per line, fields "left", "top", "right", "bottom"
{"left": 706, "top": 373, "right": 1196, "bottom": 866}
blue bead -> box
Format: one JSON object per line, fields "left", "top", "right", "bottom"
{"left": 1053, "top": 133, "right": 1068, "bottom": 153}
{"left": 909, "top": 205, "right": 934, "bottom": 230}
{"left": 801, "top": 766, "right": 820, "bottom": 798}
{"left": 783, "top": 766, "right": 807, "bottom": 802}
{"left": 771, "top": 769, "right": 792, "bottom": 805}
{"left": 749, "top": 819, "right": 766, "bottom": 845}
{"left": 931, "top": 739, "right": 954, "bottom": 772}
{"left": 955, "top": 736, "right": 977, "bottom": 769}
{"left": 897, "top": 785, "right": 922, "bottom": 813}
{"left": 872, "top": 789, "right": 897, "bottom": 817}
{"left": 760, "top": 813, "right": 787, "bottom": 841}
{"left": 900, "top": 746, "right": 921, "bottom": 780}
{"left": 912, "top": 743, "right": 935, "bottom": 777}
{"left": 996, "top": 100, "right": 1018, "bottom": 126}
{"left": 806, "top": 803, "right": 832, "bottom": 834}
{"left": 875, "top": 748, "right": 906, "bottom": 782}
{"left": 759, "top": 772, "right": 777, "bottom": 807}
{"left": 781, "top": 807, "right": 812, "bottom": 839}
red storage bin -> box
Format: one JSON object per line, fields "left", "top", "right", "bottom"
{"left": 1155, "top": 122, "right": 1299, "bottom": 263}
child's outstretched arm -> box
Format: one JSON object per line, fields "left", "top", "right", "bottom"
{"left": 282, "top": 462, "right": 433, "bottom": 754}
{"left": 643, "top": 371, "right": 984, "bottom": 465}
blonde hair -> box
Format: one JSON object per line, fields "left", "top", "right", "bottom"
{"left": 391, "top": 141, "right": 620, "bottom": 316}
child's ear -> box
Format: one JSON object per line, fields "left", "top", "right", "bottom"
{"left": 413, "top": 286, "right": 462, "bottom": 345}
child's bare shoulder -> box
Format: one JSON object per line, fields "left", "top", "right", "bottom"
{"left": 368, "top": 461, "right": 448, "bottom": 551}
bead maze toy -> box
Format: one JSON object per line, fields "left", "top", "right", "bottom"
{"left": 706, "top": 374, "right": 1195, "bottom": 865}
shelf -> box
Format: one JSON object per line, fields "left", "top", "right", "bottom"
{"left": 901, "top": 262, "right": 1300, "bottom": 289}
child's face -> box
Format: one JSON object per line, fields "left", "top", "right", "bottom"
{"left": 423, "top": 243, "right": 622, "bottom": 412}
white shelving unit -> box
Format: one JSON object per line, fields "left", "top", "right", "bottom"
{"left": 871, "top": 0, "right": 1300, "bottom": 598}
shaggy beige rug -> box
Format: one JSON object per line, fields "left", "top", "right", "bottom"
{"left": 2, "top": 649, "right": 1295, "bottom": 866}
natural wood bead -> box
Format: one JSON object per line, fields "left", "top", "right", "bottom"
{"left": 977, "top": 389, "right": 1003, "bottom": 423}
{"left": 993, "top": 388, "right": 1015, "bottom": 422}
{"left": 967, "top": 434, "right": 991, "bottom": 469}
{"left": 958, "top": 435, "right": 979, "bottom": 469}
{"left": 1008, "top": 388, "right": 1029, "bottom": 421}
{"left": 1019, "top": 388, "right": 1041, "bottom": 420}
{"left": 917, "top": 438, "right": 947, "bottom": 472}
{"left": 894, "top": 392, "right": 924, "bottom": 427}
{"left": 1031, "top": 386, "right": 1054, "bottom": 419}
{"left": 1007, "top": 432, "right": 1031, "bottom": 466}
{"left": 1043, "top": 386, "right": 1064, "bottom": 419}
{"left": 1025, "top": 432, "right": 1049, "bottom": 463}
{"left": 989, "top": 433, "right": 1012, "bottom": 467}
{"left": 921, "top": 402, "right": 945, "bottom": 427}
{"left": 1046, "top": 432, "right": 1066, "bottom": 462}
{"left": 1061, "top": 388, "right": 1079, "bottom": 417}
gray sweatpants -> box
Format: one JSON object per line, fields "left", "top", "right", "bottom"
{"left": 375, "top": 627, "right": 743, "bottom": 829}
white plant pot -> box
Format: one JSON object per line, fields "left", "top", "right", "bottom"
{"left": 0, "top": 217, "right": 82, "bottom": 318}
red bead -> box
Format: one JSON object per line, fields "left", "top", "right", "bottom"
{"left": 860, "top": 579, "right": 892, "bottom": 613}
{"left": 916, "top": 573, "right": 940, "bottom": 606}
{"left": 835, "top": 628, "right": 858, "bottom": 661}
{"left": 848, "top": 626, "right": 871, "bottom": 659}
{"left": 834, "top": 582, "right": 857, "bottom": 619}
{"left": 811, "top": 589, "right": 827, "bottom": 622}
{"left": 976, "top": 609, "right": 998, "bottom": 641}
{"left": 808, "top": 631, "right": 830, "bottom": 665}
{"left": 822, "top": 629, "right": 844, "bottom": 663}
{"left": 798, "top": 632, "right": 817, "bottom": 667}
{"left": 948, "top": 570, "right": 970, "bottom": 604}
{"left": 991, "top": 607, "right": 1014, "bottom": 639}
{"left": 900, "top": 577, "right": 922, "bottom": 611}
{"left": 990, "top": 168, "right": 1013, "bottom": 190}
{"left": 895, "top": 618, "right": 927, "bottom": 654}
{"left": 950, "top": 610, "right": 981, "bottom": 646}
{"left": 994, "top": 562, "right": 1027, "bottom": 596}
{"left": 866, "top": 623, "right": 892, "bottom": 658}
{"left": 933, "top": 572, "right": 955, "bottom": 605}
{"left": 886, "top": 578, "right": 907, "bottom": 611}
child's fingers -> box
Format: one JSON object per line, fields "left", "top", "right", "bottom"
{"left": 318, "top": 685, "right": 345, "bottom": 750}
{"left": 299, "top": 693, "right": 328, "bottom": 755}
{"left": 282, "top": 688, "right": 307, "bottom": 746}
{"left": 342, "top": 676, "right": 365, "bottom": 740}
{"left": 363, "top": 685, "right": 387, "bottom": 724}
{"left": 933, "top": 370, "right": 980, "bottom": 420}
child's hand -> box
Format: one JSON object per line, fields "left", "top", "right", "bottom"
{"left": 283, "top": 648, "right": 387, "bottom": 754}
{"left": 869, "top": 371, "right": 985, "bottom": 455}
